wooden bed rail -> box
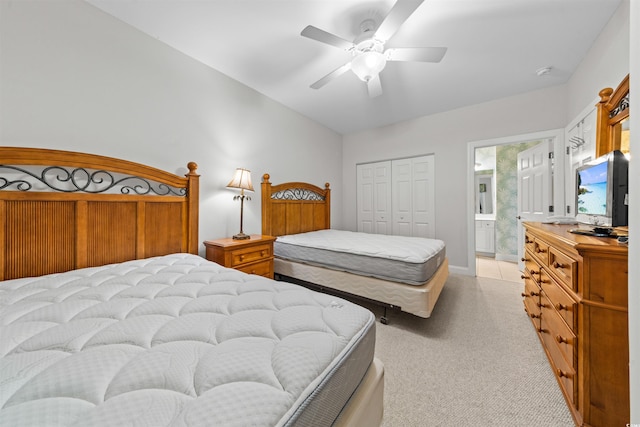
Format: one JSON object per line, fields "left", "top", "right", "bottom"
{"left": 261, "top": 173, "right": 330, "bottom": 237}
{"left": 0, "top": 147, "right": 199, "bottom": 280}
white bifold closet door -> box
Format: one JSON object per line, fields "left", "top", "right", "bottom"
{"left": 357, "top": 155, "right": 435, "bottom": 238}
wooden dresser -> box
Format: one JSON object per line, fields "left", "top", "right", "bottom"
{"left": 522, "top": 222, "right": 629, "bottom": 427}
{"left": 204, "top": 235, "right": 276, "bottom": 279}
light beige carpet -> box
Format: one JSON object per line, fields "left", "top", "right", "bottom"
{"left": 364, "top": 274, "right": 574, "bottom": 427}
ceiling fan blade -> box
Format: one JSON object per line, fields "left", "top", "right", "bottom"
{"left": 301, "top": 25, "right": 354, "bottom": 50}
{"left": 310, "top": 62, "right": 352, "bottom": 89}
{"left": 367, "top": 75, "right": 383, "bottom": 98}
{"left": 374, "top": 0, "right": 425, "bottom": 42}
{"left": 386, "top": 47, "right": 447, "bottom": 63}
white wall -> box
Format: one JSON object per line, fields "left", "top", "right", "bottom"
{"left": 342, "top": 86, "right": 567, "bottom": 271}
{"left": 567, "top": 0, "right": 630, "bottom": 121}
{"left": 0, "top": 0, "right": 343, "bottom": 252}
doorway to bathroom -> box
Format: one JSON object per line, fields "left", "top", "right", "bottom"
{"left": 467, "top": 129, "right": 565, "bottom": 280}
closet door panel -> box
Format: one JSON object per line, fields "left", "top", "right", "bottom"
{"left": 412, "top": 155, "right": 435, "bottom": 238}
{"left": 392, "top": 158, "right": 412, "bottom": 236}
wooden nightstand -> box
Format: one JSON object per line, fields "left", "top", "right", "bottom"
{"left": 204, "top": 235, "right": 276, "bottom": 279}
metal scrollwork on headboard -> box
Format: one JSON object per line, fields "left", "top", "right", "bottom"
{"left": 271, "top": 188, "right": 325, "bottom": 201}
{"left": 609, "top": 92, "right": 629, "bottom": 119}
{"left": 0, "top": 165, "right": 186, "bottom": 196}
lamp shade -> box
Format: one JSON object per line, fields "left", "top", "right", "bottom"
{"left": 351, "top": 51, "right": 386, "bottom": 82}
{"left": 226, "top": 168, "right": 254, "bottom": 192}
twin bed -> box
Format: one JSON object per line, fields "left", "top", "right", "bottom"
{"left": 261, "top": 174, "right": 449, "bottom": 324}
{"left": 0, "top": 148, "right": 383, "bottom": 426}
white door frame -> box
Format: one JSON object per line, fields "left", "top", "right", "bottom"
{"left": 466, "top": 128, "right": 565, "bottom": 277}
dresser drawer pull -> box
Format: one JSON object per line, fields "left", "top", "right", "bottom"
{"left": 557, "top": 369, "right": 572, "bottom": 379}
{"left": 556, "top": 335, "right": 571, "bottom": 345}
{"left": 538, "top": 327, "right": 547, "bottom": 333}
{"left": 537, "top": 302, "right": 547, "bottom": 308}
{"left": 521, "top": 257, "right": 528, "bottom": 262}
{"left": 530, "top": 290, "right": 540, "bottom": 297}
{"left": 530, "top": 313, "right": 541, "bottom": 319}
{"left": 239, "top": 255, "right": 245, "bottom": 261}
{"left": 556, "top": 303, "right": 569, "bottom": 311}
{"left": 525, "top": 237, "right": 533, "bottom": 244}
{"left": 521, "top": 275, "right": 527, "bottom": 280}
{"left": 552, "top": 261, "right": 565, "bottom": 269}
{"left": 530, "top": 270, "right": 540, "bottom": 276}
{"left": 536, "top": 247, "right": 547, "bottom": 254}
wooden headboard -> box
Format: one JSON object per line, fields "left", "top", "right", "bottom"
{"left": 261, "top": 173, "right": 330, "bottom": 237}
{"left": 595, "top": 73, "right": 630, "bottom": 157}
{"left": 0, "top": 147, "right": 199, "bottom": 281}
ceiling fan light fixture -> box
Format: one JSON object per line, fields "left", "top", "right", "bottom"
{"left": 351, "top": 51, "right": 386, "bottom": 82}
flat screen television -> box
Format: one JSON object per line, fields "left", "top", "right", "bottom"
{"left": 575, "top": 150, "right": 628, "bottom": 227}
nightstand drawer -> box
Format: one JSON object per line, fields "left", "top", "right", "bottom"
{"left": 229, "top": 243, "right": 272, "bottom": 267}
{"left": 204, "top": 235, "right": 276, "bottom": 279}
{"left": 236, "top": 260, "right": 272, "bottom": 277}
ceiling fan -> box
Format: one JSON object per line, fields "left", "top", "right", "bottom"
{"left": 301, "top": 0, "right": 447, "bottom": 98}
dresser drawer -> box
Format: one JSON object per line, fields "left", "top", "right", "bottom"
{"left": 522, "top": 277, "right": 541, "bottom": 329}
{"left": 540, "top": 292, "right": 576, "bottom": 367}
{"left": 540, "top": 270, "right": 576, "bottom": 331}
{"left": 236, "top": 260, "right": 272, "bottom": 278}
{"left": 541, "top": 323, "right": 576, "bottom": 406}
{"left": 548, "top": 247, "right": 578, "bottom": 290}
{"left": 524, "top": 232, "right": 536, "bottom": 257}
{"left": 531, "top": 239, "right": 549, "bottom": 266}
{"left": 229, "top": 243, "right": 272, "bottom": 268}
{"left": 524, "top": 253, "right": 542, "bottom": 284}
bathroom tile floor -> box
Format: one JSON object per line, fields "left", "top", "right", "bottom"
{"left": 476, "top": 256, "right": 523, "bottom": 283}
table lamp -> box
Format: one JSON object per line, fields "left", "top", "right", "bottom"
{"left": 227, "top": 168, "right": 254, "bottom": 240}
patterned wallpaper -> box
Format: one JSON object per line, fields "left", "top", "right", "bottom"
{"left": 495, "top": 141, "right": 541, "bottom": 259}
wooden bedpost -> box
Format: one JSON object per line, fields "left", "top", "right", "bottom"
{"left": 186, "top": 162, "right": 200, "bottom": 254}
{"left": 261, "top": 173, "right": 272, "bottom": 236}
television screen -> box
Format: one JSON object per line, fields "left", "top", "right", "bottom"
{"left": 577, "top": 161, "right": 608, "bottom": 216}
{"left": 574, "top": 150, "right": 628, "bottom": 227}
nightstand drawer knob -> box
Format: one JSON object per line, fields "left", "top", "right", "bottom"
{"left": 239, "top": 255, "right": 245, "bottom": 261}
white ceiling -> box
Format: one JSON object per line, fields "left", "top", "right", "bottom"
{"left": 85, "top": 0, "right": 622, "bottom": 135}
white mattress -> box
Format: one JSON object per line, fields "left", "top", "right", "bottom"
{"left": 275, "top": 230, "right": 446, "bottom": 285}
{"left": 0, "top": 253, "right": 375, "bottom": 426}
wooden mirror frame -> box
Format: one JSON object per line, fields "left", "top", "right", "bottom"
{"left": 595, "top": 74, "right": 629, "bottom": 157}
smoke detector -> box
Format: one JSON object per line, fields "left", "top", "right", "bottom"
{"left": 536, "top": 66, "right": 552, "bottom": 77}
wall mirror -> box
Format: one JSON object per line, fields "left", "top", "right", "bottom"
{"left": 475, "top": 171, "right": 494, "bottom": 215}
{"left": 596, "top": 74, "right": 629, "bottom": 157}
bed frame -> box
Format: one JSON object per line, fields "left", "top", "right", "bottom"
{"left": 262, "top": 173, "right": 449, "bottom": 323}
{"left": 0, "top": 147, "right": 199, "bottom": 281}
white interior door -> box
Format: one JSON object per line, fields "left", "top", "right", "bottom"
{"left": 357, "top": 163, "right": 375, "bottom": 233}
{"left": 373, "top": 162, "right": 392, "bottom": 234}
{"left": 411, "top": 155, "right": 435, "bottom": 238}
{"left": 357, "top": 161, "right": 392, "bottom": 234}
{"left": 392, "top": 158, "right": 412, "bottom": 236}
{"left": 517, "top": 140, "right": 552, "bottom": 269}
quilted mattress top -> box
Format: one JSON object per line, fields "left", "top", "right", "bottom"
{"left": 276, "top": 229, "right": 445, "bottom": 264}
{"left": 0, "top": 253, "right": 374, "bottom": 426}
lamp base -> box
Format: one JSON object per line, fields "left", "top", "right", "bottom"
{"left": 232, "top": 232, "right": 251, "bottom": 240}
